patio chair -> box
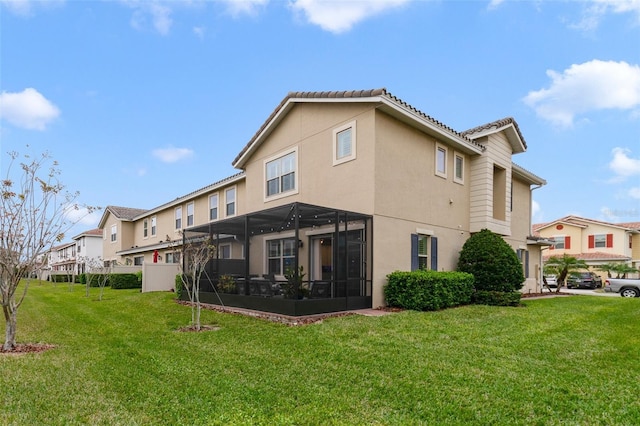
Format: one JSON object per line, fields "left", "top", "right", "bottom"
{"left": 310, "top": 281, "right": 330, "bottom": 298}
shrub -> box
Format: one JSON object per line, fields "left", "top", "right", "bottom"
{"left": 457, "top": 229, "right": 525, "bottom": 292}
{"left": 385, "top": 270, "right": 474, "bottom": 311}
{"left": 175, "top": 275, "right": 183, "bottom": 298}
{"left": 78, "top": 274, "right": 86, "bottom": 284}
{"left": 110, "top": 273, "right": 141, "bottom": 290}
{"left": 86, "top": 273, "right": 109, "bottom": 287}
{"left": 473, "top": 290, "right": 522, "bottom": 307}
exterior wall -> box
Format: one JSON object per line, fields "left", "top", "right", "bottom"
{"left": 539, "top": 222, "right": 630, "bottom": 258}
{"left": 469, "top": 133, "right": 513, "bottom": 235}
{"left": 242, "top": 103, "right": 378, "bottom": 214}
{"left": 142, "top": 263, "right": 180, "bottom": 292}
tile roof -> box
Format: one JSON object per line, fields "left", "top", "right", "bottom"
{"left": 233, "top": 88, "right": 486, "bottom": 166}
{"left": 543, "top": 252, "right": 631, "bottom": 262}
{"left": 461, "top": 117, "right": 527, "bottom": 148}
{"left": 533, "top": 215, "right": 639, "bottom": 233}
{"left": 106, "top": 206, "right": 148, "bottom": 221}
{"left": 617, "top": 221, "right": 640, "bottom": 230}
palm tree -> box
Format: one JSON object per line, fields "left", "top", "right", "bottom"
{"left": 544, "top": 254, "right": 589, "bottom": 293}
{"left": 596, "top": 262, "right": 639, "bottom": 279}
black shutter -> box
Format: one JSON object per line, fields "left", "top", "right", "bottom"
{"left": 525, "top": 251, "right": 530, "bottom": 278}
{"left": 431, "top": 237, "right": 438, "bottom": 271}
{"left": 411, "top": 234, "right": 418, "bottom": 271}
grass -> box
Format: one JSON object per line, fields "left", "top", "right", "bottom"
{"left": 1, "top": 282, "right": 640, "bottom": 425}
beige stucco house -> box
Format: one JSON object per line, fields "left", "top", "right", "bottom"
{"left": 99, "top": 88, "right": 546, "bottom": 314}
{"left": 534, "top": 216, "right": 640, "bottom": 279}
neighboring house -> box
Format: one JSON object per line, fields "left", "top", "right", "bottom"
{"left": 48, "top": 241, "right": 76, "bottom": 278}
{"left": 533, "top": 216, "right": 640, "bottom": 279}
{"left": 73, "top": 228, "right": 104, "bottom": 274}
{"left": 99, "top": 88, "right": 546, "bottom": 313}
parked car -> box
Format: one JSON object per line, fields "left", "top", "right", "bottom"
{"left": 544, "top": 275, "right": 558, "bottom": 288}
{"left": 605, "top": 278, "right": 640, "bottom": 297}
{"left": 566, "top": 272, "right": 603, "bottom": 289}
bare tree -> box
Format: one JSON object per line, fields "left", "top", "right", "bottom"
{"left": 0, "top": 150, "right": 97, "bottom": 351}
{"left": 171, "top": 232, "right": 216, "bottom": 331}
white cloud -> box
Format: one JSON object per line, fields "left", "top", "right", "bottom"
{"left": 609, "top": 147, "right": 640, "bottom": 180}
{"left": 573, "top": 0, "right": 640, "bottom": 31}
{"left": 152, "top": 147, "right": 194, "bottom": 163}
{"left": 629, "top": 187, "right": 640, "bottom": 199}
{"left": 531, "top": 199, "right": 541, "bottom": 220}
{"left": 523, "top": 60, "right": 640, "bottom": 127}
{"left": 289, "top": 0, "right": 411, "bottom": 34}
{"left": 0, "top": 88, "right": 60, "bottom": 130}
{"left": 0, "top": 0, "right": 65, "bottom": 16}
{"left": 221, "top": 0, "right": 269, "bottom": 17}
{"left": 122, "top": 0, "right": 174, "bottom": 35}
{"left": 64, "top": 205, "right": 101, "bottom": 227}
{"left": 193, "top": 26, "right": 205, "bottom": 39}
{"left": 487, "top": 0, "right": 506, "bottom": 11}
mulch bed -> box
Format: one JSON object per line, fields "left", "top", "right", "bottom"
{"left": 0, "top": 343, "right": 56, "bottom": 355}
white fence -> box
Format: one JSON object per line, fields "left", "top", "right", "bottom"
{"left": 142, "top": 263, "right": 179, "bottom": 293}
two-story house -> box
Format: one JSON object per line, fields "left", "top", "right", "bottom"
{"left": 534, "top": 216, "right": 640, "bottom": 278}
{"left": 73, "top": 228, "right": 104, "bottom": 274}
{"left": 48, "top": 241, "right": 76, "bottom": 278}
{"left": 99, "top": 88, "right": 546, "bottom": 314}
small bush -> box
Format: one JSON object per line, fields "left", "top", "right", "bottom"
{"left": 175, "top": 275, "right": 183, "bottom": 298}
{"left": 385, "top": 270, "right": 475, "bottom": 311}
{"left": 473, "top": 290, "right": 522, "bottom": 307}
{"left": 86, "top": 274, "right": 109, "bottom": 287}
{"left": 78, "top": 274, "right": 86, "bottom": 284}
{"left": 110, "top": 273, "right": 141, "bottom": 290}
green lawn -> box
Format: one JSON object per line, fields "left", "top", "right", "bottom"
{"left": 1, "top": 282, "right": 639, "bottom": 425}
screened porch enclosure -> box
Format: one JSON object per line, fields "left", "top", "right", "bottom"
{"left": 181, "top": 202, "right": 373, "bottom": 316}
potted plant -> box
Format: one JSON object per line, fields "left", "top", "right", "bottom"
{"left": 284, "top": 266, "right": 307, "bottom": 299}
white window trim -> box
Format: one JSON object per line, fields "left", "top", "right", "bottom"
{"left": 186, "top": 202, "right": 194, "bottom": 227}
{"left": 333, "top": 120, "right": 357, "bottom": 166}
{"left": 453, "top": 151, "right": 464, "bottom": 184}
{"left": 264, "top": 233, "right": 296, "bottom": 275}
{"left": 209, "top": 193, "right": 219, "bottom": 222}
{"left": 143, "top": 219, "right": 148, "bottom": 239}
{"left": 110, "top": 224, "right": 117, "bottom": 243}
{"left": 175, "top": 206, "right": 182, "bottom": 231}
{"left": 435, "top": 143, "right": 447, "bottom": 179}
{"left": 219, "top": 243, "right": 232, "bottom": 259}
{"left": 151, "top": 216, "right": 157, "bottom": 237}
{"left": 263, "top": 147, "right": 299, "bottom": 202}
{"left": 225, "top": 186, "right": 237, "bottom": 218}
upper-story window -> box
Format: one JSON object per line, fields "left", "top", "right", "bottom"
{"left": 143, "top": 219, "right": 148, "bottom": 238}
{"left": 225, "top": 187, "right": 236, "bottom": 217}
{"left": 333, "top": 121, "right": 357, "bottom": 165}
{"left": 110, "top": 224, "right": 117, "bottom": 242}
{"left": 589, "top": 234, "right": 613, "bottom": 249}
{"left": 435, "top": 144, "right": 447, "bottom": 178}
{"left": 187, "top": 202, "right": 194, "bottom": 227}
{"left": 454, "top": 152, "right": 464, "bottom": 184}
{"left": 175, "top": 206, "right": 182, "bottom": 230}
{"left": 209, "top": 194, "right": 219, "bottom": 221}
{"left": 551, "top": 235, "right": 570, "bottom": 250}
{"left": 265, "top": 149, "right": 297, "bottom": 199}
{"left": 151, "top": 216, "right": 157, "bottom": 236}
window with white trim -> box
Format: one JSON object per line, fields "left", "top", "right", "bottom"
{"left": 209, "top": 194, "right": 218, "bottom": 221}
{"left": 454, "top": 152, "right": 464, "bottom": 184}
{"left": 267, "top": 238, "right": 296, "bottom": 275}
{"left": 435, "top": 144, "right": 447, "bottom": 178}
{"left": 219, "top": 243, "right": 231, "bottom": 259}
{"left": 333, "top": 121, "right": 356, "bottom": 165}
{"left": 110, "top": 224, "right": 117, "bottom": 242}
{"left": 143, "top": 219, "right": 148, "bottom": 238}
{"left": 134, "top": 256, "right": 144, "bottom": 266}
{"left": 175, "top": 206, "right": 182, "bottom": 230}
{"left": 187, "top": 202, "right": 194, "bottom": 227}
{"left": 166, "top": 252, "right": 181, "bottom": 264}
{"left": 151, "top": 216, "right": 157, "bottom": 236}
{"left": 418, "top": 234, "right": 429, "bottom": 270}
{"left": 225, "top": 187, "right": 236, "bottom": 217}
{"left": 265, "top": 150, "right": 297, "bottom": 198}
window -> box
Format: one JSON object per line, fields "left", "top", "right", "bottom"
{"left": 151, "top": 216, "right": 157, "bottom": 236}
{"left": 166, "top": 252, "right": 181, "bottom": 264}
{"left": 175, "top": 206, "right": 182, "bottom": 230}
{"left": 110, "top": 225, "right": 117, "bottom": 242}
{"left": 333, "top": 121, "right": 357, "bottom": 165}
{"left": 267, "top": 238, "right": 296, "bottom": 275}
{"left": 589, "top": 234, "right": 613, "bottom": 249}
{"left": 133, "top": 256, "right": 144, "bottom": 266}
{"left": 418, "top": 235, "right": 428, "bottom": 270}
{"left": 435, "top": 144, "right": 447, "bottom": 178}
{"left": 454, "top": 152, "right": 464, "bottom": 184}
{"left": 187, "top": 202, "right": 194, "bottom": 227}
{"left": 219, "top": 244, "right": 231, "bottom": 259}
{"left": 411, "top": 233, "right": 438, "bottom": 271}
{"left": 143, "top": 219, "right": 148, "bottom": 238}
{"left": 265, "top": 150, "right": 297, "bottom": 198}
{"left": 209, "top": 194, "right": 219, "bottom": 221}
{"left": 225, "top": 187, "right": 236, "bottom": 217}
{"left": 551, "top": 235, "right": 570, "bottom": 250}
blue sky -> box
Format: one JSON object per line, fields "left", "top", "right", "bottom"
{"left": 1, "top": 0, "right": 639, "bottom": 241}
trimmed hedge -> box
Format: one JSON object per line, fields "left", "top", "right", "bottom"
{"left": 385, "top": 270, "right": 475, "bottom": 311}
{"left": 175, "top": 275, "right": 183, "bottom": 299}
{"left": 86, "top": 273, "right": 110, "bottom": 287}
{"left": 110, "top": 273, "right": 141, "bottom": 290}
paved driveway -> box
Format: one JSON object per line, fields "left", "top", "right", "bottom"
{"left": 558, "top": 288, "right": 619, "bottom": 297}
